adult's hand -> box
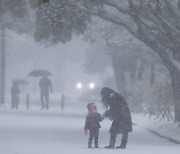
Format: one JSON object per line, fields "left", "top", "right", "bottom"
{"left": 103, "top": 110, "right": 109, "bottom": 118}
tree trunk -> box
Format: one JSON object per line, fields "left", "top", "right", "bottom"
{"left": 0, "top": 26, "right": 6, "bottom": 105}
{"left": 169, "top": 70, "right": 180, "bottom": 122}
{"left": 111, "top": 55, "right": 127, "bottom": 99}
{"left": 153, "top": 53, "right": 180, "bottom": 121}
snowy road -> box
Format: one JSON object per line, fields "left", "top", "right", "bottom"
{"left": 0, "top": 104, "right": 180, "bottom": 154}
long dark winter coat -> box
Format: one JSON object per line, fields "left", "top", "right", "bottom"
{"left": 39, "top": 76, "right": 52, "bottom": 94}
{"left": 101, "top": 87, "right": 132, "bottom": 134}
{"left": 84, "top": 112, "right": 103, "bottom": 130}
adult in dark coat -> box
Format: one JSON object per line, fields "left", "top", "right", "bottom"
{"left": 39, "top": 75, "right": 53, "bottom": 110}
{"left": 11, "top": 82, "right": 20, "bottom": 109}
{"left": 101, "top": 87, "right": 132, "bottom": 149}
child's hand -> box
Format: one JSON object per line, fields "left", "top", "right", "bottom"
{"left": 84, "top": 129, "right": 88, "bottom": 136}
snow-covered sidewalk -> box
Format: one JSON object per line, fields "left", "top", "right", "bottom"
{"left": 0, "top": 104, "right": 180, "bottom": 154}
{"left": 133, "top": 113, "right": 180, "bottom": 144}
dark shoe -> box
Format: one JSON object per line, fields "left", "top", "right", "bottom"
{"left": 104, "top": 145, "right": 114, "bottom": 149}
{"left": 116, "top": 145, "right": 126, "bottom": 149}
{"left": 95, "top": 145, "right": 99, "bottom": 148}
{"left": 88, "top": 146, "right": 93, "bottom": 148}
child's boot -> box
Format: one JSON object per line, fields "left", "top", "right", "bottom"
{"left": 95, "top": 143, "right": 99, "bottom": 148}
{"left": 95, "top": 137, "right": 99, "bottom": 148}
{"left": 88, "top": 141, "right": 93, "bottom": 148}
{"left": 88, "top": 145, "right": 93, "bottom": 148}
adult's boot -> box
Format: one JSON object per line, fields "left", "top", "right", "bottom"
{"left": 116, "top": 139, "right": 127, "bottom": 149}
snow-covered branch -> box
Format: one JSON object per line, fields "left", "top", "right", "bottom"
{"left": 103, "top": 0, "right": 130, "bottom": 14}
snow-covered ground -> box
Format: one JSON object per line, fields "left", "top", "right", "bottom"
{"left": 0, "top": 101, "right": 180, "bottom": 154}
{"left": 134, "top": 114, "right": 180, "bottom": 144}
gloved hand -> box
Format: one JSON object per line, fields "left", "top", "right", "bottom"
{"left": 103, "top": 110, "right": 109, "bottom": 118}
{"left": 84, "top": 129, "right": 88, "bottom": 136}
{"left": 100, "top": 115, "right": 104, "bottom": 122}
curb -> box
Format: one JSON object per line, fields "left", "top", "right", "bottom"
{"left": 147, "top": 128, "right": 180, "bottom": 144}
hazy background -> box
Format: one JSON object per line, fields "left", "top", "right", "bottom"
{"left": 5, "top": 30, "right": 110, "bottom": 104}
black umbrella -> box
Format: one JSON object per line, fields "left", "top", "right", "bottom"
{"left": 11, "top": 79, "right": 29, "bottom": 85}
{"left": 28, "top": 69, "right": 52, "bottom": 77}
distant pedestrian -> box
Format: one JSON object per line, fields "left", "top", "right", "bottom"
{"left": 101, "top": 87, "right": 132, "bottom": 149}
{"left": 39, "top": 75, "right": 53, "bottom": 110}
{"left": 84, "top": 103, "right": 104, "bottom": 148}
{"left": 11, "top": 82, "right": 20, "bottom": 109}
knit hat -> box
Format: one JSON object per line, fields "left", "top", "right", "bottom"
{"left": 87, "top": 103, "right": 95, "bottom": 111}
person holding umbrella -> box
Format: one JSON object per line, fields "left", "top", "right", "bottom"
{"left": 28, "top": 70, "right": 53, "bottom": 110}
{"left": 39, "top": 75, "right": 53, "bottom": 110}
{"left": 101, "top": 87, "right": 132, "bottom": 149}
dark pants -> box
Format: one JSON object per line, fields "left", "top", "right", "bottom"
{"left": 109, "top": 131, "right": 128, "bottom": 147}
{"left": 88, "top": 128, "right": 99, "bottom": 147}
{"left": 40, "top": 92, "right": 49, "bottom": 109}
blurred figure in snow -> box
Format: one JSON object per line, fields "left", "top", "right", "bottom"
{"left": 39, "top": 75, "right": 53, "bottom": 110}
{"left": 11, "top": 82, "right": 20, "bottom": 109}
